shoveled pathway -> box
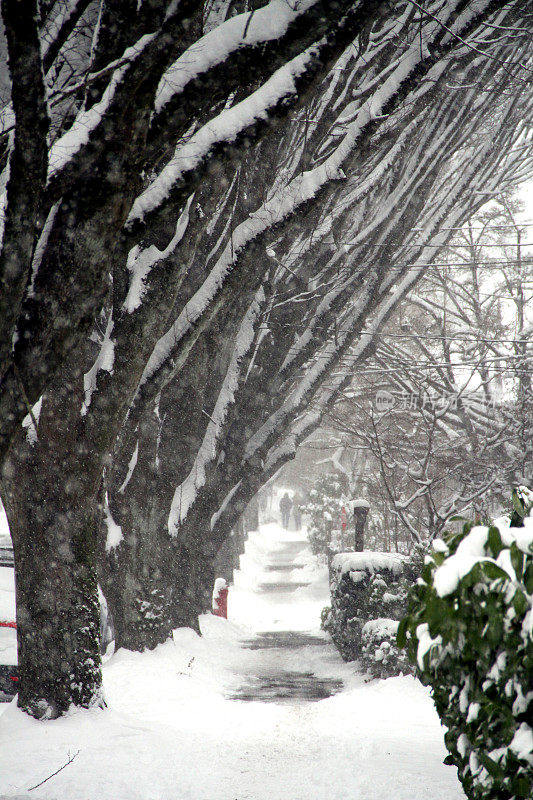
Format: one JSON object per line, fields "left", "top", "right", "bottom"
{"left": 230, "top": 630, "right": 344, "bottom": 702}
{"left": 229, "top": 520, "right": 345, "bottom": 703}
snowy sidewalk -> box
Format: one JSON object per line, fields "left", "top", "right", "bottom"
{"left": 0, "top": 523, "right": 466, "bottom": 799}
{"left": 230, "top": 631, "right": 343, "bottom": 703}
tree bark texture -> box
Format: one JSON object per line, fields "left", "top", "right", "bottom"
{"left": 1, "top": 404, "right": 104, "bottom": 718}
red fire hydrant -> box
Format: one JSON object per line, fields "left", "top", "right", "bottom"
{"left": 212, "top": 578, "right": 229, "bottom": 619}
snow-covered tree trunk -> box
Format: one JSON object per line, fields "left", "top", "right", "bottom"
{"left": 98, "top": 404, "right": 183, "bottom": 649}
{"left": 0, "top": 367, "right": 104, "bottom": 718}
{"left": 5, "top": 477, "right": 103, "bottom": 719}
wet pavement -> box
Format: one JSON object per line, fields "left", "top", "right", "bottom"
{"left": 229, "top": 631, "right": 344, "bottom": 703}
{"left": 242, "top": 632, "right": 331, "bottom": 650}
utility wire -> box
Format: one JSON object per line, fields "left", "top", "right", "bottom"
{"left": 319, "top": 241, "right": 533, "bottom": 248}
{"left": 257, "top": 325, "right": 532, "bottom": 344}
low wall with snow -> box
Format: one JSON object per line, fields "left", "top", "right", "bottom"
{"left": 323, "top": 551, "right": 419, "bottom": 677}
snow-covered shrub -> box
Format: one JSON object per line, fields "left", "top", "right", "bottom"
{"left": 303, "top": 471, "right": 350, "bottom": 557}
{"left": 361, "top": 618, "right": 412, "bottom": 678}
{"left": 324, "top": 550, "right": 420, "bottom": 672}
{"left": 398, "top": 488, "right": 533, "bottom": 800}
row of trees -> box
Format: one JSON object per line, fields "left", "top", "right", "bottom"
{"left": 0, "top": 0, "right": 532, "bottom": 718}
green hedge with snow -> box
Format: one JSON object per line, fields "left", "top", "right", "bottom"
{"left": 323, "top": 550, "right": 420, "bottom": 676}
{"left": 398, "top": 488, "right": 533, "bottom": 800}
{"left": 361, "top": 617, "right": 412, "bottom": 678}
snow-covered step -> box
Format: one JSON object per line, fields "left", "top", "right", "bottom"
{"left": 233, "top": 523, "right": 315, "bottom": 594}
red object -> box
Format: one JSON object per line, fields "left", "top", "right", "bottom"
{"left": 213, "top": 587, "right": 228, "bottom": 619}
{"left": 0, "top": 621, "right": 16, "bottom": 629}
{"left": 341, "top": 506, "right": 347, "bottom": 531}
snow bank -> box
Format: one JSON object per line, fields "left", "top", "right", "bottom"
{"left": 0, "top": 617, "right": 464, "bottom": 800}
{"left": 0, "top": 523, "right": 464, "bottom": 799}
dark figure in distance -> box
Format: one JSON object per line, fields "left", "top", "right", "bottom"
{"left": 292, "top": 494, "right": 303, "bottom": 530}
{"left": 279, "top": 492, "right": 293, "bottom": 529}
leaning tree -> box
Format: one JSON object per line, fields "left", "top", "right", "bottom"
{"left": 0, "top": 0, "right": 398, "bottom": 719}
{"left": 99, "top": 3, "right": 533, "bottom": 647}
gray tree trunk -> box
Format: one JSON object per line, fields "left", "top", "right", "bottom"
{"left": 0, "top": 373, "right": 105, "bottom": 718}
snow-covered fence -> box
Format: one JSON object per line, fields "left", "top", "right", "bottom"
{"left": 323, "top": 551, "right": 420, "bottom": 676}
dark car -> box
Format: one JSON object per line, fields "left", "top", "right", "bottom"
{"left": 0, "top": 622, "right": 18, "bottom": 700}
{"left": 0, "top": 546, "right": 14, "bottom": 567}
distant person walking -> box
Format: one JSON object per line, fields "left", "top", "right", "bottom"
{"left": 293, "top": 494, "right": 303, "bottom": 530}
{"left": 279, "top": 492, "right": 293, "bottom": 529}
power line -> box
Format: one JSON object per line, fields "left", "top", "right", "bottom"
{"left": 319, "top": 241, "right": 533, "bottom": 249}
{"left": 409, "top": 223, "right": 533, "bottom": 231}
{"left": 258, "top": 324, "right": 532, "bottom": 344}
{"left": 271, "top": 341, "right": 533, "bottom": 363}
{"left": 287, "top": 349, "right": 533, "bottom": 366}
{"left": 276, "top": 255, "right": 533, "bottom": 270}
{"left": 289, "top": 357, "right": 532, "bottom": 371}
{"left": 322, "top": 365, "right": 532, "bottom": 374}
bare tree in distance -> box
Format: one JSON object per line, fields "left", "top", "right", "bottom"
{"left": 325, "top": 199, "right": 533, "bottom": 543}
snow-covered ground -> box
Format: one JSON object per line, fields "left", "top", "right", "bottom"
{"left": 0, "top": 523, "right": 466, "bottom": 799}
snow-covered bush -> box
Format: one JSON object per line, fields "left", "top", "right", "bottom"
{"left": 303, "top": 471, "right": 350, "bottom": 557}
{"left": 361, "top": 618, "right": 412, "bottom": 678}
{"left": 398, "top": 488, "right": 533, "bottom": 800}
{"left": 324, "top": 550, "right": 420, "bottom": 674}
